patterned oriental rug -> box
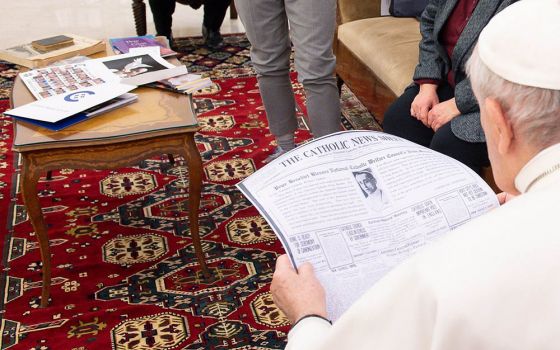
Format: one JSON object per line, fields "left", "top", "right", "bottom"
{"left": 0, "top": 34, "right": 380, "bottom": 349}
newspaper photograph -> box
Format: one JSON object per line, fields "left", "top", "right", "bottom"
{"left": 237, "top": 130, "right": 499, "bottom": 321}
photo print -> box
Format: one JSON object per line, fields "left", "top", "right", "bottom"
{"left": 101, "top": 54, "right": 167, "bottom": 79}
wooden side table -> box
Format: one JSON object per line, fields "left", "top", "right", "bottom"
{"left": 11, "top": 76, "right": 209, "bottom": 307}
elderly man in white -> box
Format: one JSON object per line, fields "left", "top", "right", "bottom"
{"left": 270, "top": 0, "right": 560, "bottom": 348}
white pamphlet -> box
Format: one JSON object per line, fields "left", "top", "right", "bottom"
{"left": 6, "top": 83, "right": 135, "bottom": 123}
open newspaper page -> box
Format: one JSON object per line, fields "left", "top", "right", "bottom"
{"left": 237, "top": 130, "right": 498, "bottom": 321}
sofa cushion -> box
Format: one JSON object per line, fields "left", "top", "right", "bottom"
{"left": 338, "top": 17, "right": 420, "bottom": 95}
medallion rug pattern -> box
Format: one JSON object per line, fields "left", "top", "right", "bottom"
{"left": 0, "top": 34, "right": 380, "bottom": 349}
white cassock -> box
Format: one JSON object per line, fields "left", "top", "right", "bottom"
{"left": 286, "top": 143, "right": 560, "bottom": 350}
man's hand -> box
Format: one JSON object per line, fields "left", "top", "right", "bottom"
{"left": 270, "top": 254, "right": 328, "bottom": 324}
{"left": 497, "top": 192, "right": 516, "bottom": 205}
{"left": 427, "top": 98, "right": 461, "bottom": 131}
{"left": 411, "top": 83, "right": 439, "bottom": 126}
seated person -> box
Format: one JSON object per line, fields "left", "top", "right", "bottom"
{"left": 271, "top": 1, "right": 560, "bottom": 348}
{"left": 148, "top": 0, "right": 231, "bottom": 48}
{"left": 382, "top": 0, "right": 517, "bottom": 174}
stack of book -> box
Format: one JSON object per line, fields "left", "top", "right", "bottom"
{"left": 7, "top": 61, "right": 137, "bottom": 130}
{"left": 149, "top": 73, "right": 213, "bottom": 94}
{"left": 108, "top": 35, "right": 213, "bottom": 95}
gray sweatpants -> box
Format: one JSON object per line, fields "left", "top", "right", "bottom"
{"left": 235, "top": 0, "right": 341, "bottom": 138}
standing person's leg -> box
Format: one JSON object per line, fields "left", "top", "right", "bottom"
{"left": 235, "top": 0, "right": 298, "bottom": 155}
{"left": 203, "top": 0, "right": 230, "bottom": 31}
{"left": 202, "top": 0, "right": 231, "bottom": 47}
{"left": 284, "top": 0, "right": 340, "bottom": 138}
{"left": 148, "top": 0, "right": 176, "bottom": 39}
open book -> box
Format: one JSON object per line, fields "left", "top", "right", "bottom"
{"left": 237, "top": 130, "right": 498, "bottom": 321}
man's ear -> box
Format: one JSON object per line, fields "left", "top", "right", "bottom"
{"left": 484, "top": 97, "right": 514, "bottom": 155}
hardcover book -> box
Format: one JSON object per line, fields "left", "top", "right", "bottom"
{"left": 31, "top": 35, "right": 74, "bottom": 52}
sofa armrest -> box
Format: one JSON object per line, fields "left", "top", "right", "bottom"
{"left": 338, "top": 0, "right": 381, "bottom": 24}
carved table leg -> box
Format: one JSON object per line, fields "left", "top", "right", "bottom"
{"left": 20, "top": 155, "right": 51, "bottom": 307}
{"left": 132, "top": 0, "right": 147, "bottom": 36}
{"left": 182, "top": 133, "right": 211, "bottom": 279}
{"left": 230, "top": 2, "right": 238, "bottom": 19}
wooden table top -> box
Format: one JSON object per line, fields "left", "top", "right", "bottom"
{"left": 10, "top": 52, "right": 199, "bottom": 152}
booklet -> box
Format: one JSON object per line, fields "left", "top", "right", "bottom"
{"left": 109, "top": 35, "right": 176, "bottom": 57}
{"left": 237, "top": 130, "right": 499, "bottom": 321}
{"left": 10, "top": 93, "right": 138, "bottom": 131}
{"left": 6, "top": 83, "right": 136, "bottom": 124}
{"left": 13, "top": 61, "right": 138, "bottom": 130}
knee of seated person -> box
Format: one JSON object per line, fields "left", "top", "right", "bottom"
{"left": 429, "top": 126, "right": 483, "bottom": 174}
{"left": 382, "top": 106, "right": 403, "bottom": 136}
{"left": 429, "top": 125, "right": 456, "bottom": 153}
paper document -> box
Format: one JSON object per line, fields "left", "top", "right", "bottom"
{"left": 238, "top": 130, "right": 499, "bottom": 321}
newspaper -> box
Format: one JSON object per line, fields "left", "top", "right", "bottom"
{"left": 237, "top": 130, "right": 498, "bottom": 321}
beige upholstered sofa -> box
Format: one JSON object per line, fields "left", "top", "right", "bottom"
{"left": 335, "top": 0, "right": 421, "bottom": 123}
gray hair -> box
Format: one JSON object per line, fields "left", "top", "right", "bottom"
{"left": 467, "top": 46, "right": 560, "bottom": 150}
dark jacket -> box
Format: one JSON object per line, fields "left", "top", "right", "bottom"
{"left": 412, "top": 0, "right": 517, "bottom": 142}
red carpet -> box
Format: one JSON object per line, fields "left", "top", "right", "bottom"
{"left": 0, "top": 34, "right": 379, "bottom": 349}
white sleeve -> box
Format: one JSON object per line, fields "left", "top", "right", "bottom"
{"left": 284, "top": 257, "right": 437, "bottom": 350}
{"left": 286, "top": 317, "right": 332, "bottom": 350}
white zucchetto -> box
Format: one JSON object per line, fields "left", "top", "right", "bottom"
{"left": 478, "top": 0, "right": 560, "bottom": 89}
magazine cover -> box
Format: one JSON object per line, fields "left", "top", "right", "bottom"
{"left": 109, "top": 35, "right": 176, "bottom": 57}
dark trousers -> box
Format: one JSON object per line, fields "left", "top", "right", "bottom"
{"left": 383, "top": 83, "right": 489, "bottom": 174}
{"left": 149, "top": 0, "right": 231, "bottom": 38}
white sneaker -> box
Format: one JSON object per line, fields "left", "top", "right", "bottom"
{"left": 263, "top": 146, "right": 286, "bottom": 164}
